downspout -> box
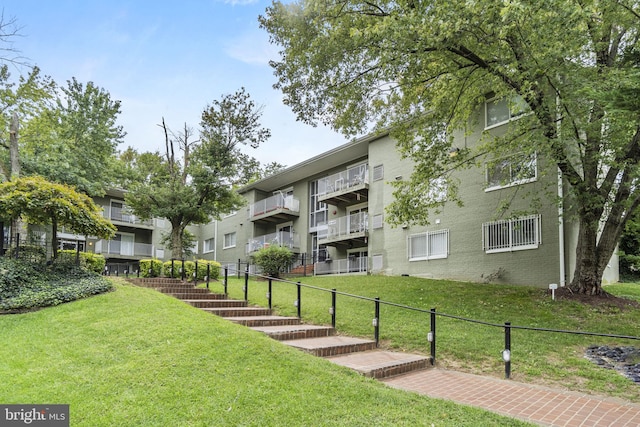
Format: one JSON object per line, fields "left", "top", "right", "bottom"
{"left": 556, "top": 94, "right": 566, "bottom": 287}
{"left": 214, "top": 219, "right": 218, "bottom": 261}
{"left": 558, "top": 167, "right": 566, "bottom": 287}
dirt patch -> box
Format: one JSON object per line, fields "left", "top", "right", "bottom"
{"left": 551, "top": 287, "right": 640, "bottom": 311}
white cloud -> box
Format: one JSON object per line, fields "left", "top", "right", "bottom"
{"left": 224, "top": 30, "right": 278, "bottom": 66}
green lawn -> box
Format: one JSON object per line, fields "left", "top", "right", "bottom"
{"left": 207, "top": 274, "right": 640, "bottom": 401}
{"left": 0, "top": 281, "right": 533, "bottom": 427}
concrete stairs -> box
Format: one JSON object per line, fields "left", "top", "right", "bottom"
{"left": 129, "top": 277, "right": 430, "bottom": 379}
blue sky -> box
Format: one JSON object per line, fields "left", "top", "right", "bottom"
{"left": 1, "top": 0, "right": 349, "bottom": 166}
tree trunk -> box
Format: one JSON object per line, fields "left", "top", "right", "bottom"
{"left": 170, "top": 224, "right": 184, "bottom": 261}
{"left": 569, "top": 216, "right": 603, "bottom": 295}
{"left": 9, "top": 112, "right": 24, "bottom": 245}
{"left": 51, "top": 217, "right": 58, "bottom": 260}
{"left": 9, "top": 112, "right": 19, "bottom": 179}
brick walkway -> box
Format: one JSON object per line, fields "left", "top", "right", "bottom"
{"left": 383, "top": 369, "right": 640, "bottom": 426}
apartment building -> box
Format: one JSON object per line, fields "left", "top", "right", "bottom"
{"left": 83, "top": 97, "right": 617, "bottom": 286}
{"left": 196, "top": 100, "right": 618, "bottom": 287}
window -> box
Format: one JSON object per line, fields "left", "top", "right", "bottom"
{"left": 373, "top": 164, "right": 384, "bottom": 181}
{"left": 482, "top": 215, "right": 541, "bottom": 253}
{"left": 485, "top": 95, "right": 527, "bottom": 129}
{"left": 223, "top": 232, "right": 236, "bottom": 249}
{"left": 222, "top": 211, "right": 237, "bottom": 218}
{"left": 486, "top": 153, "right": 536, "bottom": 190}
{"left": 372, "top": 214, "right": 384, "bottom": 230}
{"left": 309, "top": 179, "right": 328, "bottom": 231}
{"left": 204, "top": 238, "right": 215, "bottom": 253}
{"left": 408, "top": 229, "right": 449, "bottom": 261}
{"left": 372, "top": 254, "right": 383, "bottom": 272}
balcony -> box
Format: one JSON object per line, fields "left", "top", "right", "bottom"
{"left": 94, "top": 240, "right": 153, "bottom": 258}
{"left": 315, "top": 255, "right": 368, "bottom": 275}
{"left": 248, "top": 194, "right": 300, "bottom": 223}
{"left": 246, "top": 231, "right": 301, "bottom": 254}
{"left": 318, "top": 164, "right": 368, "bottom": 206}
{"left": 103, "top": 205, "right": 153, "bottom": 228}
{"left": 319, "top": 212, "right": 368, "bottom": 247}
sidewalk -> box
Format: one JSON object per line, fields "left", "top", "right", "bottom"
{"left": 383, "top": 368, "right": 640, "bottom": 426}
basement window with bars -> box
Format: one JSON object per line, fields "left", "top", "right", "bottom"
{"left": 482, "top": 214, "right": 541, "bottom": 253}
{"left": 408, "top": 229, "right": 449, "bottom": 261}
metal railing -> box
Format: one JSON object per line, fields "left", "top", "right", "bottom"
{"left": 94, "top": 240, "right": 153, "bottom": 257}
{"left": 320, "top": 212, "right": 368, "bottom": 243}
{"left": 248, "top": 194, "right": 300, "bottom": 219}
{"left": 102, "top": 205, "right": 153, "bottom": 226}
{"left": 246, "top": 231, "right": 300, "bottom": 254}
{"left": 314, "top": 255, "right": 367, "bottom": 275}
{"left": 319, "top": 164, "right": 369, "bottom": 197}
{"left": 227, "top": 268, "right": 640, "bottom": 379}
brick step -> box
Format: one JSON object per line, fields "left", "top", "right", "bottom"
{"left": 203, "top": 306, "right": 272, "bottom": 317}
{"left": 168, "top": 292, "right": 228, "bottom": 300}
{"left": 327, "top": 350, "right": 430, "bottom": 379}
{"left": 184, "top": 299, "right": 247, "bottom": 308}
{"left": 283, "top": 336, "right": 376, "bottom": 357}
{"left": 250, "top": 324, "right": 335, "bottom": 341}
{"left": 158, "top": 287, "right": 211, "bottom": 294}
{"left": 226, "top": 316, "right": 301, "bottom": 327}
{"left": 128, "top": 278, "right": 184, "bottom": 286}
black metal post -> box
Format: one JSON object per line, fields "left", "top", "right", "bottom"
{"left": 302, "top": 253, "right": 306, "bottom": 277}
{"left": 181, "top": 259, "right": 185, "bottom": 281}
{"left": 206, "top": 263, "right": 210, "bottom": 289}
{"left": 224, "top": 267, "right": 228, "bottom": 295}
{"left": 75, "top": 242, "right": 81, "bottom": 266}
{"left": 171, "top": 259, "right": 175, "bottom": 278}
{"left": 430, "top": 308, "right": 437, "bottom": 366}
{"left": 267, "top": 278, "right": 273, "bottom": 310}
{"left": 194, "top": 260, "right": 198, "bottom": 283}
{"left": 504, "top": 322, "right": 512, "bottom": 380}
{"left": 243, "top": 270, "right": 249, "bottom": 301}
{"left": 237, "top": 258, "right": 241, "bottom": 279}
{"left": 374, "top": 297, "right": 380, "bottom": 347}
{"left": 331, "top": 288, "right": 337, "bottom": 329}
{"left": 296, "top": 281, "right": 301, "bottom": 319}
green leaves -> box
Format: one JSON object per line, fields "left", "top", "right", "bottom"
{"left": 0, "top": 175, "right": 116, "bottom": 238}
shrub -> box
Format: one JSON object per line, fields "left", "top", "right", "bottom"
{"left": 57, "top": 250, "right": 106, "bottom": 273}
{"left": 194, "top": 260, "right": 221, "bottom": 281}
{"left": 5, "top": 244, "right": 47, "bottom": 264}
{"left": 162, "top": 260, "right": 195, "bottom": 280}
{"left": 0, "top": 257, "right": 113, "bottom": 311}
{"left": 139, "top": 259, "right": 163, "bottom": 278}
{"left": 252, "top": 246, "right": 294, "bottom": 278}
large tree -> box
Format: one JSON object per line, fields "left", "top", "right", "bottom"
{"left": 125, "top": 88, "right": 271, "bottom": 259}
{"left": 20, "top": 78, "right": 125, "bottom": 196}
{"left": 260, "top": 0, "right": 640, "bottom": 295}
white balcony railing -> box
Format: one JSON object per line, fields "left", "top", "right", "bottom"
{"left": 102, "top": 205, "right": 153, "bottom": 226}
{"left": 248, "top": 194, "right": 300, "bottom": 219}
{"left": 319, "top": 164, "right": 368, "bottom": 197}
{"left": 246, "top": 231, "right": 300, "bottom": 254}
{"left": 94, "top": 240, "right": 153, "bottom": 257}
{"left": 320, "top": 212, "right": 368, "bottom": 242}
{"left": 315, "top": 255, "right": 368, "bottom": 275}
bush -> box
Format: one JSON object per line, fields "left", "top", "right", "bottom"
{"left": 252, "top": 246, "right": 294, "bottom": 278}
{"left": 57, "top": 250, "right": 106, "bottom": 273}
{"left": 194, "top": 260, "right": 221, "bottom": 281}
{"left": 0, "top": 257, "right": 113, "bottom": 311}
{"left": 139, "top": 259, "right": 163, "bottom": 278}
{"left": 162, "top": 260, "right": 197, "bottom": 280}
{"left": 5, "top": 244, "right": 47, "bottom": 264}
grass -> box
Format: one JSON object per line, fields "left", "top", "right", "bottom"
{"left": 0, "top": 280, "right": 533, "bottom": 427}
{"left": 205, "top": 274, "right": 640, "bottom": 401}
